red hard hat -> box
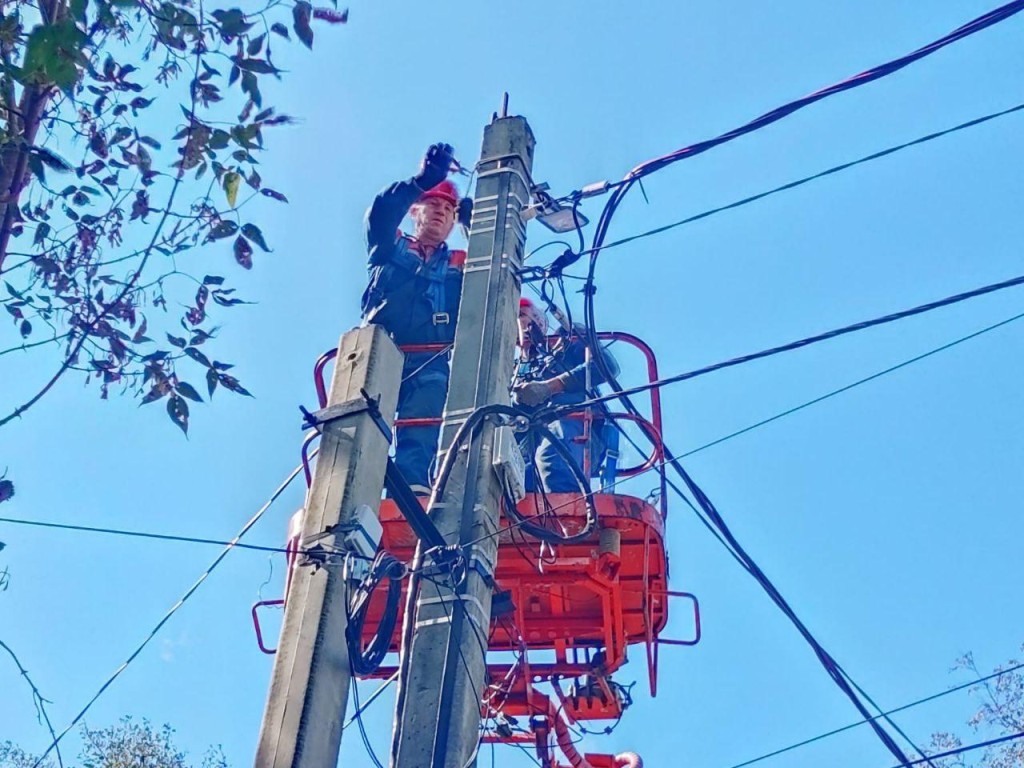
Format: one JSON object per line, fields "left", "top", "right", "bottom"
{"left": 418, "top": 180, "right": 459, "bottom": 206}
{"left": 518, "top": 297, "right": 547, "bottom": 333}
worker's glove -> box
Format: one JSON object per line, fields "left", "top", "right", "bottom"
{"left": 513, "top": 377, "right": 565, "bottom": 407}
{"left": 457, "top": 197, "right": 473, "bottom": 228}
{"left": 415, "top": 142, "right": 455, "bottom": 190}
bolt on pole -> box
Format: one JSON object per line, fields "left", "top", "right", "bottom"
{"left": 390, "top": 113, "right": 535, "bottom": 768}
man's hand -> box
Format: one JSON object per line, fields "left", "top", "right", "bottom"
{"left": 457, "top": 197, "right": 473, "bottom": 228}
{"left": 415, "top": 142, "right": 454, "bottom": 191}
{"left": 513, "top": 377, "right": 566, "bottom": 407}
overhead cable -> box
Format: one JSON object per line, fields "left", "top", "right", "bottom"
{"left": 681, "top": 310, "right": 1024, "bottom": 458}
{"left": 562, "top": 271, "right": 1024, "bottom": 416}
{"left": 726, "top": 660, "right": 1024, "bottom": 768}
{"left": 0, "top": 516, "right": 299, "bottom": 555}
{"left": 30, "top": 461, "right": 306, "bottom": 768}
{"left": 580, "top": 102, "right": 1024, "bottom": 257}
{"left": 887, "top": 730, "right": 1024, "bottom": 768}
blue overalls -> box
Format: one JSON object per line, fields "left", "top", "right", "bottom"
{"left": 363, "top": 179, "right": 464, "bottom": 490}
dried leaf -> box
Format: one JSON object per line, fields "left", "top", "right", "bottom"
{"left": 313, "top": 7, "right": 349, "bottom": 23}
{"left": 233, "top": 235, "right": 253, "bottom": 269}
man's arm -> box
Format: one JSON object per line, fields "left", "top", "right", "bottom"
{"left": 550, "top": 337, "right": 620, "bottom": 395}
{"left": 364, "top": 143, "right": 455, "bottom": 266}
{"left": 365, "top": 179, "right": 423, "bottom": 266}
{"left": 513, "top": 335, "right": 620, "bottom": 406}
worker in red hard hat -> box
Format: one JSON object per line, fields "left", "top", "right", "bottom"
{"left": 362, "top": 143, "right": 473, "bottom": 494}
{"left": 514, "top": 297, "right": 619, "bottom": 493}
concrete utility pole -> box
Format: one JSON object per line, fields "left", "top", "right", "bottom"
{"left": 255, "top": 325, "right": 403, "bottom": 768}
{"left": 391, "top": 113, "right": 535, "bottom": 767}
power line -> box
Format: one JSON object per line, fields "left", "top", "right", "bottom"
{"left": 587, "top": 0, "right": 1024, "bottom": 258}
{"left": 559, "top": 271, "right": 1024, "bottom": 416}
{"left": 31, "top": 461, "right": 306, "bottom": 767}
{"left": 474, "top": 303, "right": 1024, "bottom": 549}
{"left": 580, "top": 102, "right": 1024, "bottom": 257}
{"left": 0, "top": 516, "right": 298, "bottom": 555}
{"left": 681, "top": 309, "right": 1024, "bottom": 457}
{"left": 725, "top": 661, "right": 1024, "bottom": 768}
{"left": 889, "top": 730, "right": 1024, "bottom": 768}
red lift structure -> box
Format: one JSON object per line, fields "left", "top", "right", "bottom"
{"left": 253, "top": 331, "right": 700, "bottom": 767}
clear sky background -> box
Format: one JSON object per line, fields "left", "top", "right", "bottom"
{"left": 2, "top": 2, "right": 1023, "bottom": 767}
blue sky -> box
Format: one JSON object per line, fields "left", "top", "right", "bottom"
{"left": 2, "top": 2, "right": 1024, "bottom": 767}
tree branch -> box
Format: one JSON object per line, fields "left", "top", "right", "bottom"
{"left": 0, "top": 638, "right": 64, "bottom": 768}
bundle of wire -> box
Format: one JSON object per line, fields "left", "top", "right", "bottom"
{"left": 346, "top": 550, "right": 407, "bottom": 676}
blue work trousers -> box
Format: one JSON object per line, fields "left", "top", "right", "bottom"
{"left": 394, "top": 352, "right": 449, "bottom": 490}
{"left": 524, "top": 416, "right": 586, "bottom": 494}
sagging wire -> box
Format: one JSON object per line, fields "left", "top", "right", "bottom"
{"left": 555, "top": 17, "right": 1024, "bottom": 767}
{"left": 31, "top": 460, "right": 308, "bottom": 768}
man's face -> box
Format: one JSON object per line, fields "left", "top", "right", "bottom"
{"left": 411, "top": 197, "right": 456, "bottom": 246}
{"left": 518, "top": 306, "right": 546, "bottom": 349}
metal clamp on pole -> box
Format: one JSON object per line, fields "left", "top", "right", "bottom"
{"left": 299, "top": 388, "right": 393, "bottom": 444}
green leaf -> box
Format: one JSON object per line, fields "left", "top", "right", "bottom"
{"left": 19, "top": 320, "right": 31, "bottom": 338}
{"left": 167, "top": 395, "right": 189, "bottom": 435}
{"left": 33, "top": 147, "right": 72, "bottom": 172}
{"left": 176, "top": 381, "right": 204, "bottom": 402}
{"left": 203, "top": 275, "right": 225, "bottom": 285}
{"left": 293, "top": 2, "right": 314, "bottom": 48}
{"left": 206, "top": 367, "right": 219, "bottom": 398}
{"left": 21, "top": 20, "right": 87, "bottom": 92}
{"left": 223, "top": 171, "right": 241, "bottom": 207}
{"left": 166, "top": 333, "right": 187, "bottom": 348}
{"left": 140, "top": 384, "right": 169, "bottom": 405}
{"left": 70, "top": 0, "right": 89, "bottom": 23}
{"left": 233, "top": 236, "right": 253, "bottom": 269}
{"left": 271, "top": 22, "right": 290, "bottom": 39}
{"left": 241, "top": 223, "right": 270, "bottom": 252}
{"left": 211, "top": 8, "right": 253, "bottom": 36}
{"left": 247, "top": 33, "right": 266, "bottom": 56}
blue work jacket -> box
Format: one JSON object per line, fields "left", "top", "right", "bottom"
{"left": 362, "top": 178, "right": 464, "bottom": 346}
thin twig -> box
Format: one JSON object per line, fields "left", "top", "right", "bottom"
{"left": 0, "top": 639, "right": 64, "bottom": 768}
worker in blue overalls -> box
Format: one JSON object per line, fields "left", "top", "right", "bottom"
{"left": 362, "top": 143, "right": 472, "bottom": 494}
{"left": 513, "top": 298, "right": 620, "bottom": 493}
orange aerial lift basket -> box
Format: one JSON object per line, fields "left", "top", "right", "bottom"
{"left": 252, "top": 331, "right": 700, "bottom": 767}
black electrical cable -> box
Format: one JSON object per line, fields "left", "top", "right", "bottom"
{"left": 504, "top": 422, "right": 596, "bottom": 544}
{"left": 561, "top": 271, "right": 1024, "bottom": 417}
{"left": 0, "top": 516, "right": 300, "bottom": 555}
{"left": 725, "top": 660, "right": 1024, "bottom": 768}
{"left": 587, "top": 0, "right": 1024, "bottom": 253}
{"left": 30, "top": 461, "right": 307, "bottom": 767}
{"left": 347, "top": 551, "right": 407, "bottom": 676}
{"left": 580, "top": 103, "right": 936, "bottom": 768}
{"left": 681, "top": 309, "right": 1024, "bottom": 458}
{"left": 348, "top": 657, "right": 386, "bottom": 768}
{"left": 889, "top": 730, "right": 1024, "bottom": 768}
{"left": 575, "top": 102, "right": 1024, "bottom": 258}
